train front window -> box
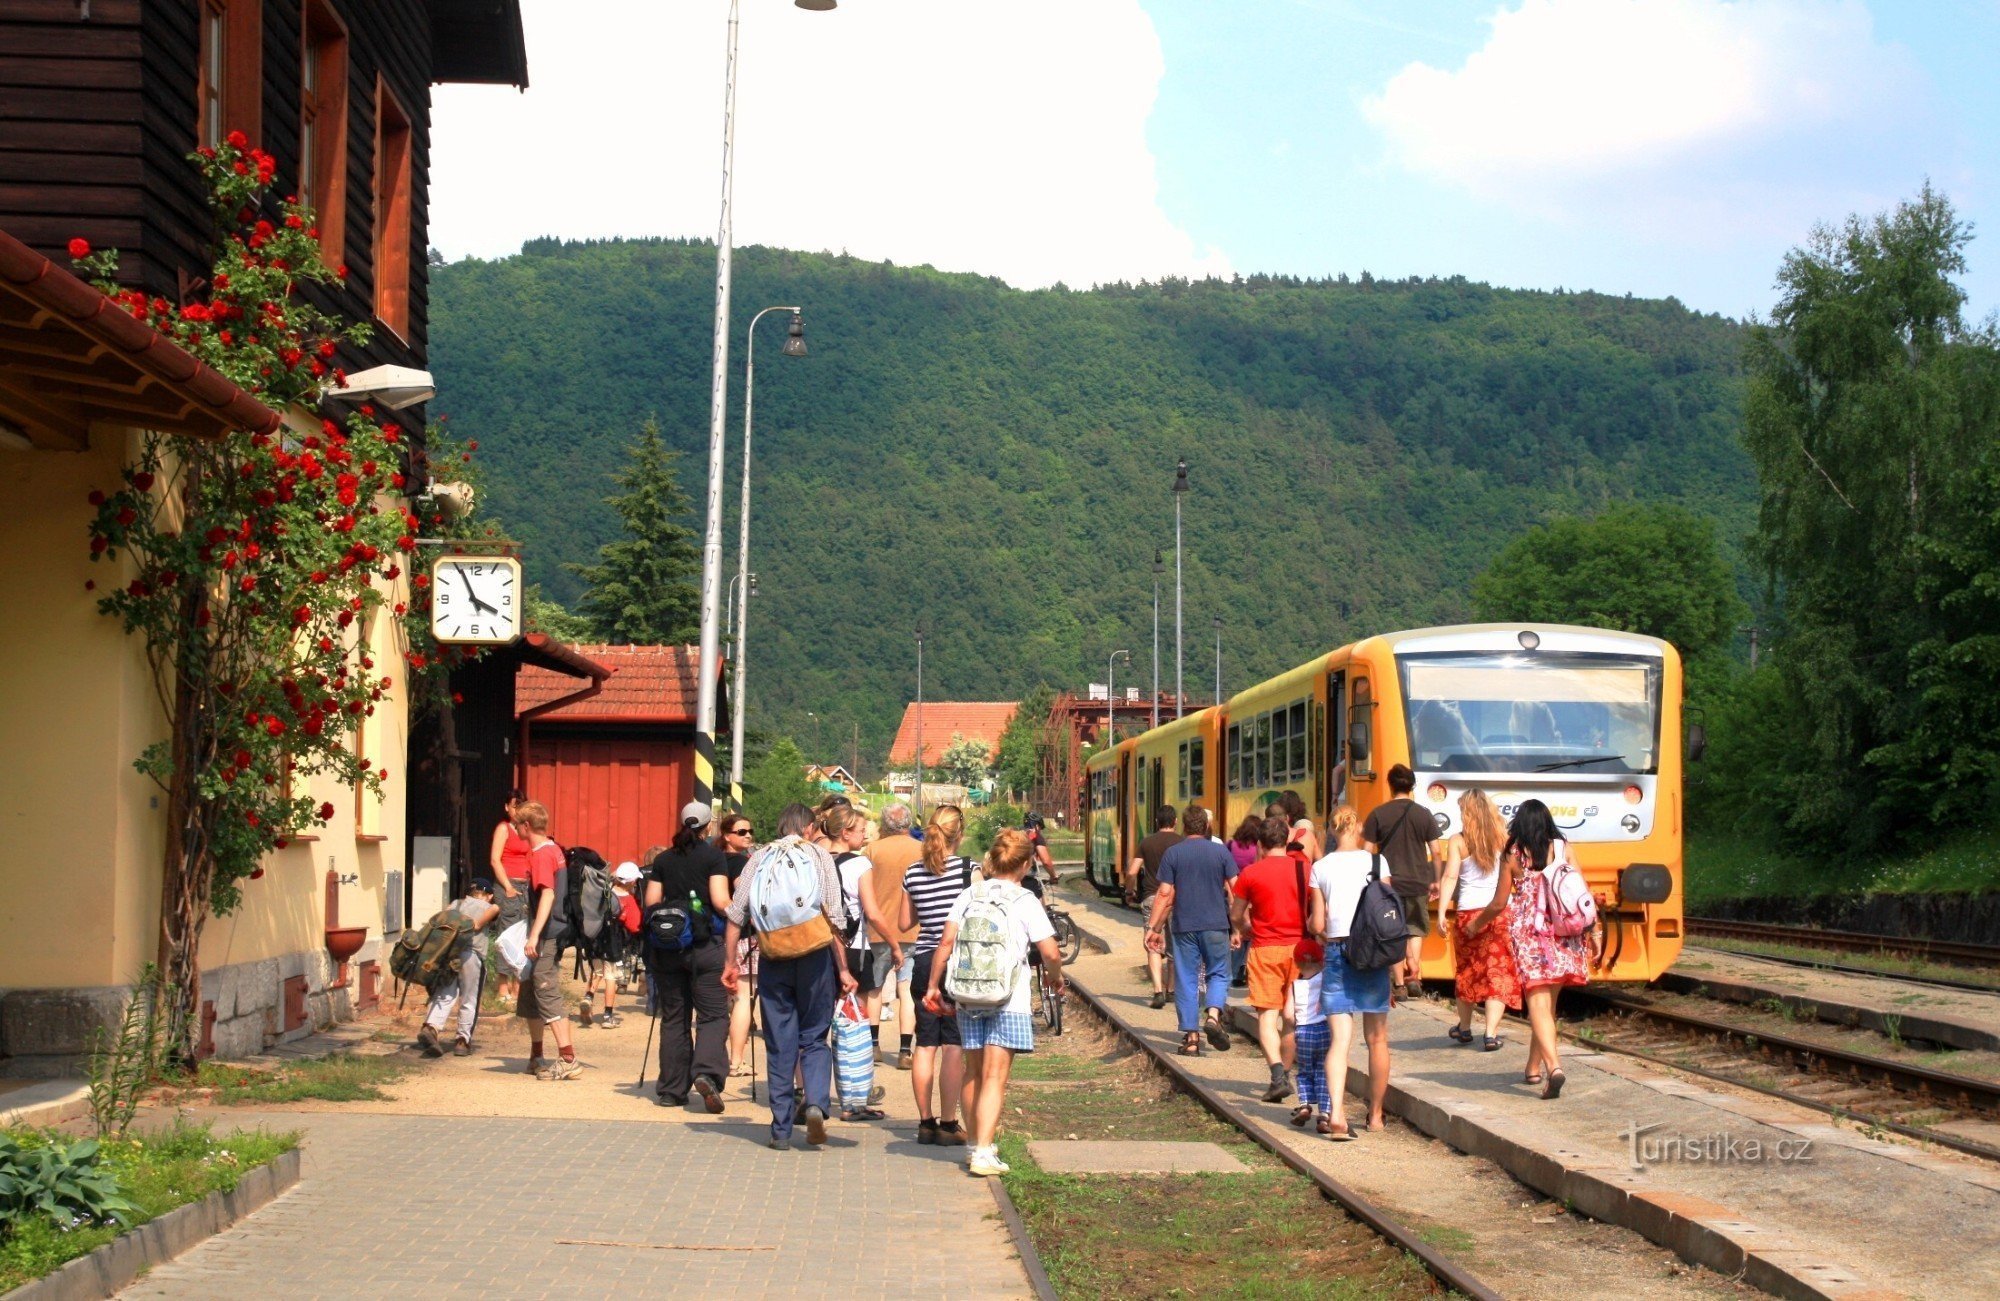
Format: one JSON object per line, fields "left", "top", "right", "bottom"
{"left": 1398, "top": 651, "right": 1661, "bottom": 775}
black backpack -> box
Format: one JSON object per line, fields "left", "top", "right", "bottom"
{"left": 643, "top": 894, "right": 714, "bottom": 956}
{"left": 1343, "top": 853, "right": 1407, "bottom": 972}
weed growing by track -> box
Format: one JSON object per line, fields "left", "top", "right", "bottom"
{"left": 998, "top": 1001, "right": 1444, "bottom": 1299}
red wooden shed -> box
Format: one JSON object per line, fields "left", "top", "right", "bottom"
{"left": 515, "top": 644, "right": 725, "bottom": 868}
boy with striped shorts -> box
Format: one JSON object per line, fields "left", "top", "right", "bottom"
{"left": 924, "top": 830, "right": 1065, "bottom": 1177}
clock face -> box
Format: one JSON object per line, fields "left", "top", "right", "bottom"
{"left": 430, "top": 556, "right": 522, "bottom": 645}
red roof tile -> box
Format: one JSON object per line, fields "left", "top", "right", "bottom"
{"left": 888, "top": 701, "right": 1018, "bottom": 766}
{"left": 517, "top": 644, "right": 709, "bottom": 722}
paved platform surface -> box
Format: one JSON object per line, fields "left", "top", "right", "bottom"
{"left": 1026, "top": 1138, "right": 1249, "bottom": 1174}
{"left": 122, "top": 1108, "right": 1031, "bottom": 1299}
{"left": 1672, "top": 945, "right": 2000, "bottom": 1052}
{"left": 1058, "top": 884, "right": 2000, "bottom": 1300}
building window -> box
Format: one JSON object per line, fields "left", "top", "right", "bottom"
{"left": 196, "top": 0, "right": 262, "bottom": 149}
{"left": 300, "top": 0, "right": 349, "bottom": 260}
{"left": 372, "top": 77, "right": 413, "bottom": 339}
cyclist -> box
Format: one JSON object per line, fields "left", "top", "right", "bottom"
{"left": 1023, "top": 812, "right": 1061, "bottom": 887}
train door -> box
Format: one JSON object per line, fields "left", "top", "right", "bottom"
{"left": 1151, "top": 756, "right": 1165, "bottom": 820}
{"left": 1117, "top": 749, "right": 1133, "bottom": 881}
{"left": 1324, "top": 670, "right": 1346, "bottom": 811}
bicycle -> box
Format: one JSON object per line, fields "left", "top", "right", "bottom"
{"left": 1032, "top": 962, "right": 1065, "bottom": 1036}
{"left": 1045, "top": 902, "right": 1082, "bottom": 966}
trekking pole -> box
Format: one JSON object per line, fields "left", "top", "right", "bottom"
{"left": 638, "top": 970, "right": 659, "bottom": 1090}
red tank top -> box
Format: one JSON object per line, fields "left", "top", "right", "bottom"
{"left": 500, "top": 822, "right": 532, "bottom": 881}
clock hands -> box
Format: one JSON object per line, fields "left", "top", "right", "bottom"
{"left": 456, "top": 569, "right": 499, "bottom": 615}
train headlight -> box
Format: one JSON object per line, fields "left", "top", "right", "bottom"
{"left": 1623, "top": 785, "right": 1643, "bottom": 804}
{"left": 1426, "top": 782, "right": 1447, "bottom": 803}
{"left": 1518, "top": 630, "right": 1541, "bottom": 651}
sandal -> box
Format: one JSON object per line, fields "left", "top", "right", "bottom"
{"left": 841, "top": 1107, "right": 887, "bottom": 1121}
{"left": 1204, "top": 1015, "right": 1231, "bottom": 1053}
{"left": 1289, "top": 1104, "right": 1314, "bottom": 1127}
{"left": 1178, "top": 1031, "right": 1204, "bottom": 1057}
{"left": 1524, "top": 1072, "right": 1543, "bottom": 1086}
{"left": 1323, "top": 1119, "right": 1356, "bottom": 1142}
{"left": 1447, "top": 1026, "right": 1474, "bottom": 1044}
{"left": 1482, "top": 1036, "right": 1503, "bottom": 1052}
{"left": 1542, "top": 1070, "right": 1566, "bottom": 1100}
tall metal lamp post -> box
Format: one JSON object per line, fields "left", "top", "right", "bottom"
{"left": 1151, "top": 548, "right": 1163, "bottom": 730}
{"left": 914, "top": 626, "right": 926, "bottom": 820}
{"left": 693, "top": 0, "right": 835, "bottom": 810}
{"left": 1107, "top": 649, "right": 1130, "bottom": 765}
{"left": 1213, "top": 615, "right": 1223, "bottom": 706}
{"left": 727, "top": 307, "right": 805, "bottom": 809}
{"left": 1173, "top": 458, "right": 1188, "bottom": 719}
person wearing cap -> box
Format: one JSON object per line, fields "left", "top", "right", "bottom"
{"left": 644, "top": 801, "right": 733, "bottom": 1112}
{"left": 418, "top": 878, "right": 501, "bottom": 1058}
{"left": 587, "top": 862, "right": 646, "bottom": 1029}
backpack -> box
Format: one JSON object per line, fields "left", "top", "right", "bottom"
{"left": 1343, "top": 854, "right": 1407, "bottom": 973}
{"left": 748, "top": 838, "right": 837, "bottom": 960}
{"left": 1541, "top": 847, "right": 1598, "bottom": 938}
{"left": 558, "top": 846, "right": 614, "bottom": 957}
{"left": 945, "top": 880, "right": 1024, "bottom": 1011}
{"left": 390, "top": 906, "right": 477, "bottom": 989}
{"left": 643, "top": 893, "right": 713, "bottom": 955}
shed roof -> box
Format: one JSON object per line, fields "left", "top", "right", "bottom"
{"left": 888, "top": 701, "right": 1019, "bottom": 766}
{"left": 516, "top": 644, "right": 712, "bottom": 723}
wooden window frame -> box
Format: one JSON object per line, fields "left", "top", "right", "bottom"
{"left": 196, "top": 0, "right": 262, "bottom": 148}
{"left": 372, "top": 75, "right": 414, "bottom": 341}
{"left": 300, "top": 0, "right": 349, "bottom": 261}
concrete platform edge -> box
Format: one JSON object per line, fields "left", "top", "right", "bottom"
{"left": 2, "top": 1146, "right": 302, "bottom": 1301}
{"left": 0, "top": 1079, "right": 89, "bottom": 1129}
{"left": 987, "top": 1177, "right": 1059, "bottom": 1301}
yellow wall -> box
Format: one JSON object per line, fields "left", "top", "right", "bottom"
{"left": 1, "top": 426, "right": 409, "bottom": 996}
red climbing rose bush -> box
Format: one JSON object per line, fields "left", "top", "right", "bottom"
{"left": 74, "top": 135, "right": 469, "bottom": 1053}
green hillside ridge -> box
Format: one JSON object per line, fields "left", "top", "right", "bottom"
{"left": 428, "top": 239, "right": 1754, "bottom": 767}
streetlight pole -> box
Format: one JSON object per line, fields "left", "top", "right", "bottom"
{"left": 1107, "top": 649, "right": 1130, "bottom": 766}
{"left": 1173, "top": 458, "right": 1188, "bottom": 719}
{"left": 694, "top": 0, "right": 833, "bottom": 811}
{"left": 1213, "top": 616, "right": 1222, "bottom": 705}
{"left": 914, "top": 627, "right": 926, "bottom": 821}
{"left": 1151, "top": 548, "right": 1162, "bottom": 731}
{"left": 728, "top": 307, "right": 805, "bottom": 810}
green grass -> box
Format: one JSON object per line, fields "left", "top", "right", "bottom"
{"left": 188, "top": 1053, "right": 409, "bottom": 1104}
{"left": 0, "top": 1120, "right": 297, "bottom": 1292}
{"left": 1685, "top": 824, "right": 2000, "bottom": 909}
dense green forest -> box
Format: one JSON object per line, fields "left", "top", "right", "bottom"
{"left": 428, "top": 240, "right": 1755, "bottom": 769}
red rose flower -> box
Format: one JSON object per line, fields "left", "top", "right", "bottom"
{"left": 227, "top": 129, "right": 248, "bottom": 149}
{"left": 318, "top": 801, "right": 335, "bottom": 821}
{"left": 67, "top": 237, "right": 91, "bottom": 259}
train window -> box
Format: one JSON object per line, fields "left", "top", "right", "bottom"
{"left": 1190, "top": 739, "right": 1204, "bottom": 799}
{"left": 1253, "top": 712, "right": 1271, "bottom": 788}
{"left": 1349, "top": 697, "right": 1375, "bottom": 780}
{"left": 1288, "top": 700, "right": 1307, "bottom": 780}
{"left": 1228, "top": 722, "right": 1243, "bottom": 790}
{"left": 1271, "top": 708, "right": 1290, "bottom": 782}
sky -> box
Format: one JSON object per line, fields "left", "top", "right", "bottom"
{"left": 429, "top": 0, "right": 2000, "bottom": 321}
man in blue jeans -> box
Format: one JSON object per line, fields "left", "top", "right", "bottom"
{"left": 720, "top": 809, "right": 857, "bottom": 1149}
{"left": 1143, "top": 805, "right": 1240, "bottom": 1055}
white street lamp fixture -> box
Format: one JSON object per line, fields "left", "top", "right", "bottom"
{"left": 331, "top": 364, "right": 434, "bottom": 410}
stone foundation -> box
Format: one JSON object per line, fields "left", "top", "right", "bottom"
{"left": 0, "top": 941, "right": 373, "bottom": 1075}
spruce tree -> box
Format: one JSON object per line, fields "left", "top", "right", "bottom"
{"left": 568, "top": 418, "right": 701, "bottom": 644}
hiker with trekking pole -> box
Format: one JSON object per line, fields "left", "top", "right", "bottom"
{"left": 641, "top": 802, "right": 734, "bottom": 1112}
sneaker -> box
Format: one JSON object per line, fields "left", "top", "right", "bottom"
{"left": 524, "top": 1056, "right": 547, "bottom": 1076}
{"left": 803, "top": 1106, "right": 828, "bottom": 1146}
{"left": 1148, "top": 990, "right": 1169, "bottom": 1010}
{"left": 968, "top": 1146, "right": 1011, "bottom": 1177}
{"left": 896, "top": 1049, "right": 913, "bottom": 1071}
{"left": 452, "top": 1037, "right": 472, "bottom": 1057}
{"left": 541, "top": 1057, "right": 583, "bottom": 1082}
{"left": 417, "top": 1025, "right": 443, "bottom": 1057}
{"left": 693, "top": 1075, "right": 725, "bottom": 1115}
{"left": 1261, "top": 1065, "right": 1294, "bottom": 1104}
{"left": 578, "top": 1002, "right": 595, "bottom": 1026}
{"left": 598, "top": 1012, "right": 622, "bottom": 1029}
{"left": 917, "top": 1118, "right": 941, "bottom": 1145}
{"left": 937, "top": 1120, "right": 968, "bottom": 1146}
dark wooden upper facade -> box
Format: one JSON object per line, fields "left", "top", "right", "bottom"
{"left": 0, "top": 0, "right": 525, "bottom": 391}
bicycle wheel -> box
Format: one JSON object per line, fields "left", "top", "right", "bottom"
{"left": 1045, "top": 979, "right": 1064, "bottom": 1037}
{"left": 1055, "top": 914, "right": 1082, "bottom": 966}
{"left": 1031, "top": 968, "right": 1057, "bottom": 1031}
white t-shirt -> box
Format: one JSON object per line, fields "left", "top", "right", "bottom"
{"left": 1293, "top": 971, "right": 1325, "bottom": 1027}
{"left": 944, "top": 877, "right": 1056, "bottom": 1015}
{"left": 1311, "top": 850, "right": 1389, "bottom": 942}
{"left": 837, "top": 851, "right": 872, "bottom": 951}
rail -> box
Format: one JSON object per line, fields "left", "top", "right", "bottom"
{"left": 1686, "top": 918, "right": 2000, "bottom": 969}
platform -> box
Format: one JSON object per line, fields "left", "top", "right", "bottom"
{"left": 1670, "top": 945, "right": 2000, "bottom": 1053}
{"left": 1058, "top": 884, "right": 2000, "bottom": 1300}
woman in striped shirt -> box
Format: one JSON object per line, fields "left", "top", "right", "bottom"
{"left": 900, "top": 805, "right": 976, "bottom": 1145}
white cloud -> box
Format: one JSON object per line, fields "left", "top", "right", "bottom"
{"left": 428, "top": 0, "right": 1226, "bottom": 289}
{"left": 1360, "top": 0, "right": 1930, "bottom": 235}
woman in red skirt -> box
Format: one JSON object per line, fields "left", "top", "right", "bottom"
{"left": 1437, "top": 789, "right": 1521, "bottom": 1050}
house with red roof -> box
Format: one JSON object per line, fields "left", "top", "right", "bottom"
{"left": 515, "top": 644, "right": 726, "bottom": 869}
{"left": 888, "top": 701, "right": 1019, "bottom": 768}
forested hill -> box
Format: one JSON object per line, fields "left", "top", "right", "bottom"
{"left": 428, "top": 238, "right": 1753, "bottom": 765}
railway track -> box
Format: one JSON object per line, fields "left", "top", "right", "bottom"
{"left": 1681, "top": 941, "right": 2000, "bottom": 994}
{"left": 1065, "top": 980, "right": 1500, "bottom": 1300}
{"left": 1568, "top": 989, "right": 2000, "bottom": 1164}
{"left": 1686, "top": 918, "right": 2000, "bottom": 971}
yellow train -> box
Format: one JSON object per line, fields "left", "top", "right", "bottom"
{"left": 1084, "top": 624, "right": 1688, "bottom": 982}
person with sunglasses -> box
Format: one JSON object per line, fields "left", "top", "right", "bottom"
{"left": 714, "top": 814, "right": 759, "bottom": 1077}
